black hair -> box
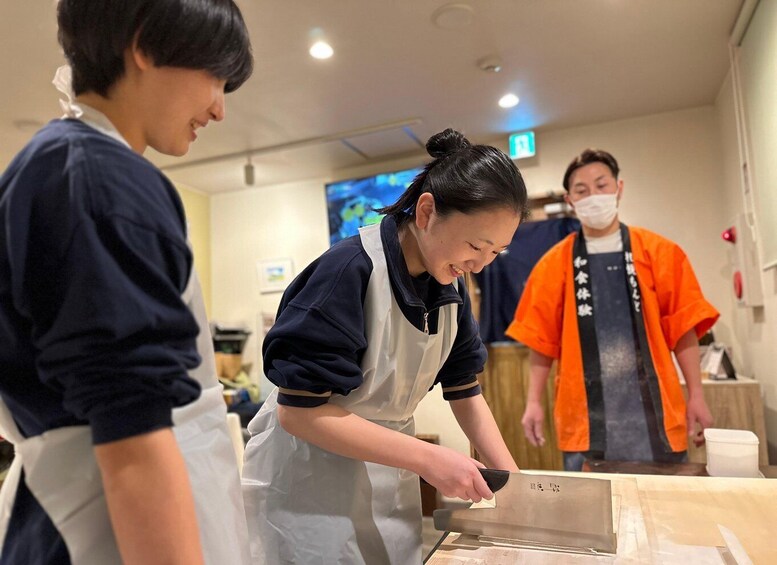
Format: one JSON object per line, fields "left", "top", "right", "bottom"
{"left": 57, "top": 0, "right": 253, "bottom": 97}
{"left": 562, "top": 148, "right": 620, "bottom": 191}
{"left": 380, "top": 128, "right": 528, "bottom": 224}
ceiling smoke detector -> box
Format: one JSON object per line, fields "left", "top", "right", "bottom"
{"left": 478, "top": 56, "right": 503, "bottom": 73}
{"left": 431, "top": 3, "right": 475, "bottom": 30}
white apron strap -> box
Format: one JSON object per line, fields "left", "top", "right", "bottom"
{"left": 0, "top": 398, "right": 25, "bottom": 553}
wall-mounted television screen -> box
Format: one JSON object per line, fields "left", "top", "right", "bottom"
{"left": 325, "top": 166, "right": 422, "bottom": 246}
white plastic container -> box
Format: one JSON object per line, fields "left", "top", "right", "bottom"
{"left": 704, "top": 428, "right": 759, "bottom": 478}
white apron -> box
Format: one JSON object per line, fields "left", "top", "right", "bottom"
{"left": 0, "top": 85, "right": 250, "bottom": 564}
{"left": 242, "top": 222, "right": 459, "bottom": 564}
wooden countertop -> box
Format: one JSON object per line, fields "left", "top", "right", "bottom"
{"left": 427, "top": 471, "right": 777, "bottom": 563}
{"left": 582, "top": 458, "right": 777, "bottom": 478}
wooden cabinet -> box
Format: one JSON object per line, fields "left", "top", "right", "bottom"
{"left": 477, "top": 344, "right": 563, "bottom": 470}
{"left": 465, "top": 274, "right": 562, "bottom": 470}
{"left": 475, "top": 342, "right": 769, "bottom": 469}
{"left": 416, "top": 434, "right": 440, "bottom": 515}
{"left": 684, "top": 379, "right": 769, "bottom": 465}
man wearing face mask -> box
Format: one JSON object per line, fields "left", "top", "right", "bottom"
{"left": 506, "top": 149, "right": 719, "bottom": 471}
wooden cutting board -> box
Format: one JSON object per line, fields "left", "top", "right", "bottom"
{"left": 428, "top": 472, "right": 776, "bottom": 564}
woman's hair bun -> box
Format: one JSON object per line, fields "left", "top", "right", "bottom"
{"left": 426, "top": 128, "right": 471, "bottom": 159}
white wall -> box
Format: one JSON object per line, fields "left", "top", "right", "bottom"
{"left": 738, "top": 0, "right": 777, "bottom": 270}
{"left": 175, "top": 183, "right": 212, "bottom": 316}
{"left": 211, "top": 105, "right": 733, "bottom": 456}
{"left": 716, "top": 69, "right": 777, "bottom": 462}
{"left": 210, "top": 179, "right": 330, "bottom": 391}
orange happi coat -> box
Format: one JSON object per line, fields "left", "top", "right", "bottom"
{"left": 506, "top": 226, "right": 719, "bottom": 453}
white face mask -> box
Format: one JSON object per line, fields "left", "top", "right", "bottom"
{"left": 573, "top": 193, "right": 619, "bottom": 230}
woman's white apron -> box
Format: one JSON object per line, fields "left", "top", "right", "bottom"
{"left": 242, "top": 222, "right": 458, "bottom": 564}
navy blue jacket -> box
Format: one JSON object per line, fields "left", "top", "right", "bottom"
{"left": 0, "top": 119, "right": 202, "bottom": 443}
{"left": 0, "top": 120, "right": 203, "bottom": 563}
{"left": 264, "top": 215, "right": 487, "bottom": 408}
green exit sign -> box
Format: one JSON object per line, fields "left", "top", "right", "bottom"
{"left": 509, "top": 131, "right": 536, "bottom": 160}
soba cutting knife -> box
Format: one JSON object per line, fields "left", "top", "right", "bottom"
{"left": 433, "top": 469, "right": 617, "bottom": 554}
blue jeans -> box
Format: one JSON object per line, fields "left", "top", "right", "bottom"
{"left": 563, "top": 452, "right": 586, "bottom": 472}
{"left": 563, "top": 451, "right": 688, "bottom": 472}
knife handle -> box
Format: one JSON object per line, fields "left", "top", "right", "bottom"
{"left": 479, "top": 468, "right": 510, "bottom": 493}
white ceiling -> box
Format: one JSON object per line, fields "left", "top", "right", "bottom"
{"left": 0, "top": 0, "right": 744, "bottom": 194}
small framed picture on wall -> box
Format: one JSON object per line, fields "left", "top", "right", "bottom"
{"left": 256, "top": 258, "right": 294, "bottom": 294}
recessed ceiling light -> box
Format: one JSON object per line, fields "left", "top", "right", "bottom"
{"left": 498, "top": 93, "right": 519, "bottom": 108}
{"left": 309, "top": 40, "right": 334, "bottom": 60}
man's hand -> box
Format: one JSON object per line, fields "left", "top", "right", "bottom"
{"left": 686, "top": 395, "right": 713, "bottom": 447}
{"left": 521, "top": 401, "right": 546, "bottom": 447}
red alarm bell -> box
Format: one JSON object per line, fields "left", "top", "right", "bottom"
{"left": 721, "top": 227, "right": 737, "bottom": 244}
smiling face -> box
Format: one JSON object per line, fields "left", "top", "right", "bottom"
{"left": 74, "top": 47, "right": 229, "bottom": 156}
{"left": 405, "top": 193, "right": 521, "bottom": 284}
{"left": 138, "top": 65, "right": 227, "bottom": 156}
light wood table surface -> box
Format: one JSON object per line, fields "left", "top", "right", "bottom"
{"left": 427, "top": 471, "right": 777, "bottom": 564}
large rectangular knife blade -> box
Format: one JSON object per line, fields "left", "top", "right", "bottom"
{"left": 433, "top": 470, "right": 616, "bottom": 554}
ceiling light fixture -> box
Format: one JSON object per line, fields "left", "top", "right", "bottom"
{"left": 308, "top": 27, "right": 333, "bottom": 60}
{"left": 309, "top": 40, "right": 334, "bottom": 59}
{"left": 477, "top": 55, "right": 503, "bottom": 73}
{"left": 498, "top": 93, "right": 519, "bottom": 108}
{"left": 244, "top": 156, "right": 255, "bottom": 186}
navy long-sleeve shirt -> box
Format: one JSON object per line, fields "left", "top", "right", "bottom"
{"left": 0, "top": 119, "right": 202, "bottom": 445}
{"left": 264, "top": 215, "right": 487, "bottom": 408}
